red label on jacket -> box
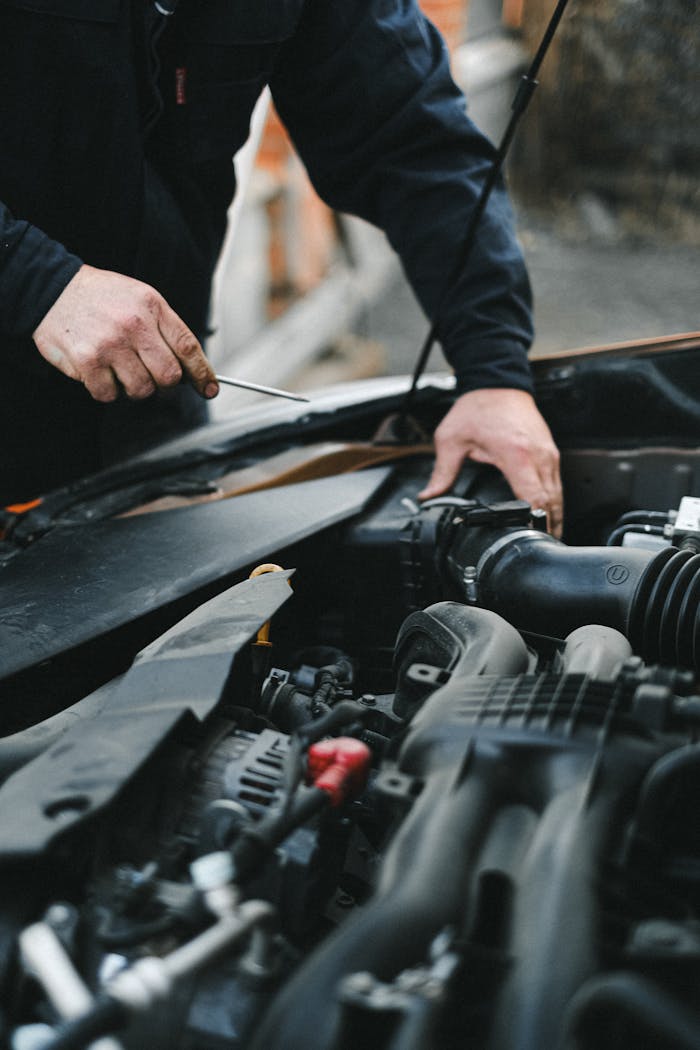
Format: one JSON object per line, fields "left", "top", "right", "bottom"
{"left": 175, "top": 67, "right": 187, "bottom": 105}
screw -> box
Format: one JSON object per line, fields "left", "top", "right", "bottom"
{"left": 462, "top": 565, "right": 478, "bottom": 602}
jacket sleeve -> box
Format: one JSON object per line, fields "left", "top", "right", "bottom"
{"left": 0, "top": 202, "right": 83, "bottom": 339}
{"left": 270, "top": 0, "right": 534, "bottom": 394}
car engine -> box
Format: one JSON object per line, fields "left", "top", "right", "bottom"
{"left": 0, "top": 359, "right": 699, "bottom": 1050}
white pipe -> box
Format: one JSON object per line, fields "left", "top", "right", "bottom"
{"left": 19, "top": 923, "right": 123, "bottom": 1050}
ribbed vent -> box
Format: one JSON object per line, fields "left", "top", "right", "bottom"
{"left": 175, "top": 729, "right": 289, "bottom": 843}
{"left": 173, "top": 730, "right": 257, "bottom": 844}
{"left": 452, "top": 673, "right": 642, "bottom": 739}
{"left": 222, "top": 729, "right": 289, "bottom": 818}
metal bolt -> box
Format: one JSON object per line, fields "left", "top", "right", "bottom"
{"left": 344, "top": 972, "right": 376, "bottom": 995}
{"left": 530, "top": 508, "right": 548, "bottom": 531}
{"left": 44, "top": 903, "right": 74, "bottom": 929}
{"left": 359, "top": 693, "right": 376, "bottom": 706}
{"left": 190, "top": 851, "right": 234, "bottom": 892}
{"left": 462, "top": 565, "right": 478, "bottom": 603}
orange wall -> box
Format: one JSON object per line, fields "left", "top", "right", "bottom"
{"left": 420, "top": 0, "right": 469, "bottom": 51}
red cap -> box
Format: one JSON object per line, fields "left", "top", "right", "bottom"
{"left": 306, "top": 738, "right": 371, "bottom": 807}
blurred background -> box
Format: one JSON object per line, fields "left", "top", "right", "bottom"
{"left": 207, "top": 0, "right": 699, "bottom": 414}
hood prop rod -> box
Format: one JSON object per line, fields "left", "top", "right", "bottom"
{"left": 399, "top": 0, "right": 572, "bottom": 428}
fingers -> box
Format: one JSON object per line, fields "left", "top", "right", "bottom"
{"left": 503, "top": 454, "right": 563, "bottom": 539}
{"left": 483, "top": 422, "right": 562, "bottom": 537}
{"left": 418, "top": 388, "right": 564, "bottom": 539}
{"left": 101, "top": 353, "right": 155, "bottom": 402}
{"left": 82, "top": 362, "right": 120, "bottom": 403}
{"left": 418, "top": 439, "right": 466, "bottom": 500}
{"left": 157, "top": 302, "right": 218, "bottom": 399}
{"left": 33, "top": 266, "right": 220, "bottom": 404}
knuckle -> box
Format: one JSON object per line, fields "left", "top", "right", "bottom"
{"left": 129, "top": 378, "right": 156, "bottom": 401}
{"left": 72, "top": 343, "right": 97, "bottom": 368}
{"left": 123, "top": 312, "right": 148, "bottom": 338}
{"left": 140, "top": 287, "right": 162, "bottom": 314}
{"left": 82, "top": 360, "right": 117, "bottom": 403}
{"left": 434, "top": 421, "right": 463, "bottom": 448}
{"left": 87, "top": 381, "right": 117, "bottom": 403}
{"left": 173, "top": 329, "right": 201, "bottom": 361}
{"left": 508, "top": 436, "right": 534, "bottom": 462}
{"left": 76, "top": 348, "right": 112, "bottom": 378}
{"left": 159, "top": 363, "right": 183, "bottom": 387}
{"left": 91, "top": 343, "right": 112, "bottom": 366}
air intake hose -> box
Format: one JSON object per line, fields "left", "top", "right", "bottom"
{"left": 446, "top": 528, "right": 700, "bottom": 671}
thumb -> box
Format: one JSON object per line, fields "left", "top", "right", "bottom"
{"left": 158, "top": 302, "right": 218, "bottom": 398}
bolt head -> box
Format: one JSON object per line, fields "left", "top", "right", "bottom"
{"left": 190, "top": 851, "right": 234, "bottom": 892}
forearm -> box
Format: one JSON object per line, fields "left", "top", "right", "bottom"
{"left": 272, "top": 0, "right": 533, "bottom": 390}
{"left": 0, "top": 202, "right": 83, "bottom": 339}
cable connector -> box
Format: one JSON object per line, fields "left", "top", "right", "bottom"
{"left": 306, "top": 738, "right": 371, "bottom": 807}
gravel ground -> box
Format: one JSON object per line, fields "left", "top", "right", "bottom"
{"left": 349, "top": 206, "right": 700, "bottom": 380}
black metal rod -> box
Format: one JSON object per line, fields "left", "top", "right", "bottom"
{"left": 403, "top": 0, "right": 571, "bottom": 414}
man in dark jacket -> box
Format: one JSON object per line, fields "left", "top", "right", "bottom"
{"left": 0, "top": 0, "right": 561, "bottom": 532}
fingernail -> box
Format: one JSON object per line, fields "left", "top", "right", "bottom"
{"left": 205, "top": 382, "right": 219, "bottom": 399}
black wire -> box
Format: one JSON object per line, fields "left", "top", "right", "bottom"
{"left": 232, "top": 787, "right": 328, "bottom": 883}
{"left": 296, "top": 700, "right": 369, "bottom": 744}
{"left": 97, "top": 911, "right": 178, "bottom": 950}
{"left": 36, "top": 998, "right": 126, "bottom": 1050}
{"left": 606, "top": 524, "right": 665, "bottom": 547}
{"left": 402, "top": 0, "right": 572, "bottom": 420}
{"left": 142, "top": 11, "right": 169, "bottom": 139}
{"left": 616, "top": 511, "right": 670, "bottom": 527}
{"left": 279, "top": 700, "right": 369, "bottom": 818}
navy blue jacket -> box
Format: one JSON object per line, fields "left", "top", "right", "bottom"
{"left": 0, "top": 0, "right": 533, "bottom": 394}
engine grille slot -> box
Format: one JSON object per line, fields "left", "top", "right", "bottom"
{"left": 223, "top": 730, "right": 289, "bottom": 818}
{"left": 175, "top": 729, "right": 290, "bottom": 844}
{"left": 452, "top": 674, "right": 647, "bottom": 739}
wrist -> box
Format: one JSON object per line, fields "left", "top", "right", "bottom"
{"left": 0, "top": 209, "right": 83, "bottom": 339}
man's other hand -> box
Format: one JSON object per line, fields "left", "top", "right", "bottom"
{"left": 418, "top": 387, "right": 563, "bottom": 538}
{"left": 33, "top": 265, "right": 219, "bottom": 403}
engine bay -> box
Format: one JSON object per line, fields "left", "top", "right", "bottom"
{"left": 1, "top": 347, "right": 700, "bottom": 1050}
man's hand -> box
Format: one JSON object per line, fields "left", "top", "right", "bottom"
{"left": 418, "top": 387, "right": 563, "bottom": 538}
{"left": 33, "top": 265, "right": 219, "bottom": 403}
